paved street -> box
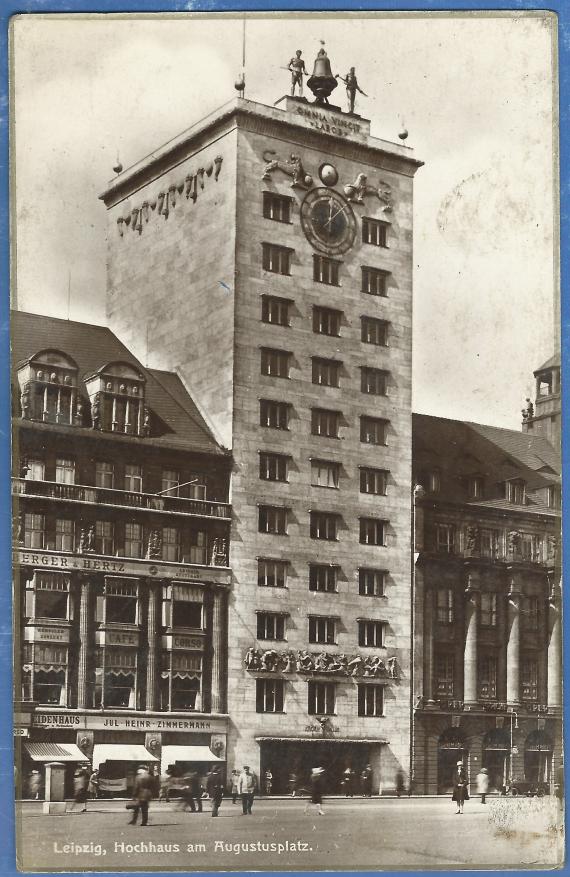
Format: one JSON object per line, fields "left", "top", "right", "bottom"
{"left": 16, "top": 796, "right": 563, "bottom": 871}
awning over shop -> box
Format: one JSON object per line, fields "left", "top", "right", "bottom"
{"left": 161, "top": 745, "right": 224, "bottom": 766}
{"left": 24, "top": 742, "right": 87, "bottom": 763}
{"left": 255, "top": 736, "right": 388, "bottom": 744}
{"left": 92, "top": 744, "right": 158, "bottom": 770}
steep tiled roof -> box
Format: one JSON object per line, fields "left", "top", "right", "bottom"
{"left": 534, "top": 352, "right": 560, "bottom": 373}
{"left": 11, "top": 310, "right": 224, "bottom": 456}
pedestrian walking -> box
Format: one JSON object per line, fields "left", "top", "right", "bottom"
{"left": 128, "top": 767, "right": 154, "bottom": 826}
{"left": 289, "top": 771, "right": 298, "bottom": 797}
{"left": 475, "top": 767, "right": 489, "bottom": 804}
{"left": 69, "top": 766, "right": 89, "bottom": 813}
{"left": 264, "top": 768, "right": 273, "bottom": 796}
{"left": 342, "top": 767, "right": 355, "bottom": 797}
{"left": 360, "top": 764, "right": 373, "bottom": 797}
{"left": 238, "top": 765, "right": 257, "bottom": 815}
{"left": 206, "top": 767, "right": 224, "bottom": 817}
{"left": 229, "top": 769, "right": 240, "bottom": 804}
{"left": 28, "top": 770, "right": 42, "bottom": 800}
{"left": 304, "top": 767, "right": 325, "bottom": 816}
{"left": 88, "top": 768, "right": 100, "bottom": 799}
{"left": 395, "top": 769, "right": 406, "bottom": 798}
{"left": 158, "top": 772, "right": 171, "bottom": 802}
{"left": 452, "top": 761, "right": 469, "bottom": 814}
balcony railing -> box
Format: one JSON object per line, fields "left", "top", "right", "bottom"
{"left": 12, "top": 478, "right": 231, "bottom": 520}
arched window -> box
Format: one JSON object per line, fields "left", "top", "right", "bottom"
{"left": 84, "top": 362, "right": 147, "bottom": 436}
{"left": 17, "top": 350, "right": 79, "bottom": 425}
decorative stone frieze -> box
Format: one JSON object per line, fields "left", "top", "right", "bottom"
{"left": 244, "top": 647, "right": 397, "bottom": 678}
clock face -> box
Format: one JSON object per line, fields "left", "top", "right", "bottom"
{"left": 300, "top": 188, "right": 357, "bottom": 256}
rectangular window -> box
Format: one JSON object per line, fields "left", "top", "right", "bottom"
{"left": 24, "top": 513, "right": 45, "bottom": 549}
{"left": 505, "top": 480, "right": 526, "bottom": 504}
{"left": 124, "top": 464, "right": 143, "bottom": 493}
{"left": 96, "top": 461, "right": 114, "bottom": 489}
{"left": 311, "top": 408, "right": 340, "bottom": 438}
{"left": 162, "top": 527, "right": 180, "bottom": 562}
{"left": 259, "top": 452, "right": 288, "bottom": 482}
{"left": 313, "top": 306, "right": 341, "bottom": 336}
{"left": 124, "top": 522, "right": 143, "bottom": 558}
{"left": 312, "top": 357, "right": 341, "bottom": 387}
{"left": 360, "top": 468, "right": 388, "bottom": 496}
{"left": 309, "top": 564, "right": 338, "bottom": 593}
{"left": 427, "top": 471, "right": 441, "bottom": 494}
{"left": 188, "top": 530, "right": 207, "bottom": 564}
{"left": 358, "top": 568, "right": 385, "bottom": 597}
{"left": 313, "top": 255, "right": 340, "bottom": 286}
{"left": 478, "top": 655, "right": 498, "bottom": 700}
{"left": 171, "top": 590, "right": 202, "bottom": 629}
{"left": 309, "top": 616, "right": 337, "bottom": 645}
{"left": 308, "top": 680, "right": 336, "bottom": 715}
{"left": 261, "top": 295, "right": 291, "bottom": 326}
{"left": 257, "top": 612, "right": 286, "bottom": 640}
{"left": 519, "top": 533, "right": 542, "bottom": 562}
{"left": 263, "top": 192, "right": 291, "bottom": 223}
{"left": 361, "top": 316, "right": 389, "bottom": 346}
{"left": 358, "top": 619, "right": 385, "bottom": 648}
{"left": 435, "top": 654, "right": 455, "bottom": 696}
{"left": 161, "top": 469, "right": 179, "bottom": 496}
{"left": 480, "top": 528, "right": 500, "bottom": 559}
{"left": 258, "top": 559, "right": 288, "bottom": 588}
{"left": 256, "top": 678, "right": 285, "bottom": 713}
{"left": 436, "top": 523, "right": 455, "bottom": 554}
{"left": 358, "top": 684, "right": 384, "bottom": 717}
{"left": 480, "top": 593, "right": 498, "bottom": 628}
{"left": 362, "top": 218, "right": 388, "bottom": 247}
{"left": 187, "top": 477, "right": 207, "bottom": 501}
{"left": 25, "top": 459, "right": 45, "bottom": 481}
{"left": 436, "top": 588, "right": 454, "bottom": 624}
{"left": 311, "top": 459, "right": 339, "bottom": 489}
{"left": 361, "top": 367, "right": 388, "bottom": 396}
{"left": 258, "top": 505, "right": 288, "bottom": 535}
{"left": 95, "top": 521, "right": 114, "bottom": 555}
{"left": 547, "top": 485, "right": 561, "bottom": 509}
{"left": 521, "top": 657, "right": 538, "bottom": 701}
{"left": 259, "top": 399, "right": 290, "bottom": 430}
{"left": 310, "top": 511, "right": 339, "bottom": 541}
{"left": 524, "top": 596, "right": 539, "bottom": 630}
{"left": 468, "top": 476, "right": 484, "bottom": 499}
{"left": 55, "top": 519, "right": 74, "bottom": 552}
{"left": 262, "top": 243, "right": 292, "bottom": 275}
{"left": 105, "top": 580, "right": 138, "bottom": 624}
{"left": 55, "top": 458, "right": 75, "bottom": 485}
{"left": 360, "top": 416, "right": 387, "bottom": 445}
{"left": 359, "top": 517, "right": 386, "bottom": 546}
{"left": 362, "top": 266, "right": 388, "bottom": 296}
{"left": 34, "top": 575, "right": 69, "bottom": 620}
{"left": 261, "top": 348, "right": 291, "bottom": 378}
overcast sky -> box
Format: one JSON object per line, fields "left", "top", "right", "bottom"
{"left": 12, "top": 12, "right": 557, "bottom": 429}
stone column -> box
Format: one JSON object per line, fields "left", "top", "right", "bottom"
{"left": 77, "top": 576, "right": 91, "bottom": 709}
{"left": 506, "top": 577, "right": 521, "bottom": 706}
{"left": 547, "top": 588, "right": 562, "bottom": 709}
{"left": 463, "top": 571, "right": 479, "bottom": 706}
{"left": 210, "top": 589, "right": 226, "bottom": 714}
{"left": 423, "top": 588, "right": 435, "bottom": 704}
{"left": 146, "top": 582, "right": 159, "bottom": 712}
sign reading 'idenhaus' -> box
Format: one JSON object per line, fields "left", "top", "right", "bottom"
{"left": 31, "top": 712, "right": 228, "bottom": 732}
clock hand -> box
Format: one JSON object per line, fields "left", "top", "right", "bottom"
{"left": 329, "top": 206, "right": 346, "bottom": 223}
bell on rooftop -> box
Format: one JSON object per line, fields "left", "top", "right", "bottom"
{"left": 307, "top": 47, "right": 338, "bottom": 105}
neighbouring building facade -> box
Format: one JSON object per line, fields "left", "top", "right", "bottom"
{"left": 12, "top": 311, "right": 232, "bottom": 797}
{"left": 411, "top": 412, "right": 562, "bottom": 796}
{"left": 99, "top": 70, "right": 423, "bottom": 792}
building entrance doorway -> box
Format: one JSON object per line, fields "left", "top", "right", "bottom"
{"left": 482, "top": 730, "right": 510, "bottom": 792}
{"left": 258, "top": 739, "right": 382, "bottom": 795}
{"left": 437, "top": 728, "right": 467, "bottom": 794}
{"left": 524, "top": 731, "right": 552, "bottom": 785}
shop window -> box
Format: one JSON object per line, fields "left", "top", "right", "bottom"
{"left": 311, "top": 459, "right": 339, "bottom": 489}
{"left": 435, "top": 523, "right": 455, "bottom": 554}
{"left": 103, "top": 580, "right": 138, "bottom": 624}
{"left": 360, "top": 468, "right": 388, "bottom": 496}
{"left": 95, "top": 461, "right": 114, "bottom": 489}
{"left": 310, "top": 511, "right": 339, "bottom": 541}
{"left": 436, "top": 589, "right": 454, "bottom": 624}
{"left": 263, "top": 192, "right": 292, "bottom": 223}
{"left": 358, "top": 620, "right": 385, "bottom": 648}
{"left": 521, "top": 657, "right": 539, "bottom": 701}
{"left": 312, "top": 357, "right": 341, "bottom": 387}
{"left": 260, "top": 399, "right": 290, "bottom": 430}
{"left": 124, "top": 522, "right": 143, "bottom": 558}
{"left": 313, "top": 306, "right": 342, "bottom": 337}
{"left": 23, "top": 642, "right": 68, "bottom": 705}
{"left": 55, "top": 519, "right": 74, "bottom": 552}
{"left": 358, "top": 568, "right": 385, "bottom": 597}
{"left": 256, "top": 679, "right": 284, "bottom": 713}
{"left": 124, "top": 464, "right": 143, "bottom": 493}
{"left": 358, "top": 684, "right": 384, "bottom": 717}
{"left": 480, "top": 593, "right": 497, "bottom": 627}
{"left": 478, "top": 655, "right": 497, "bottom": 700}
{"left": 361, "top": 316, "right": 389, "bottom": 346}
{"left": 435, "top": 654, "right": 454, "bottom": 696}
{"left": 309, "top": 616, "right": 336, "bottom": 644}
{"left": 95, "top": 521, "right": 115, "bottom": 555}
{"left": 55, "top": 458, "right": 75, "bottom": 485}
{"left": 258, "top": 506, "right": 288, "bottom": 535}
{"left": 309, "top": 564, "right": 338, "bottom": 593}
{"left": 162, "top": 527, "right": 180, "bottom": 562}
{"left": 360, "top": 416, "right": 387, "bottom": 445}
{"left": 312, "top": 408, "right": 340, "bottom": 438}
{"left": 258, "top": 559, "right": 288, "bottom": 588}
{"left": 261, "top": 295, "right": 291, "bottom": 326}
{"left": 92, "top": 647, "right": 136, "bottom": 708}
{"left": 359, "top": 517, "right": 386, "bottom": 546}
{"left": 32, "top": 669, "right": 66, "bottom": 705}
{"left": 159, "top": 652, "right": 202, "bottom": 711}
{"left": 308, "top": 680, "right": 336, "bottom": 715}
{"left": 257, "top": 612, "right": 286, "bottom": 641}
{"left": 171, "top": 676, "right": 200, "bottom": 711}
{"left": 24, "top": 513, "right": 45, "bottom": 549}
{"left": 259, "top": 452, "right": 289, "bottom": 482}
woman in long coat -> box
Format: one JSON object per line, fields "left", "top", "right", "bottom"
{"left": 452, "top": 761, "right": 469, "bottom": 814}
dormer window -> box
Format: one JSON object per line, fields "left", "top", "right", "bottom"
{"left": 547, "top": 485, "right": 561, "bottom": 509}
{"left": 84, "top": 362, "right": 147, "bottom": 436}
{"left": 505, "top": 479, "right": 526, "bottom": 505}
{"left": 17, "top": 350, "right": 79, "bottom": 425}
{"left": 468, "top": 476, "right": 484, "bottom": 499}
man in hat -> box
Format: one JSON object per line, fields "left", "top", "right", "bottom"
{"left": 305, "top": 767, "right": 325, "bottom": 816}
{"left": 238, "top": 765, "right": 257, "bottom": 815}
{"left": 129, "top": 767, "right": 154, "bottom": 826}
{"left": 206, "top": 767, "right": 224, "bottom": 817}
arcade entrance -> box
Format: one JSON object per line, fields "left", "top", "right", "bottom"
{"left": 482, "top": 729, "right": 510, "bottom": 792}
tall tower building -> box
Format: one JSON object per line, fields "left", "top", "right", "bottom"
{"left": 100, "top": 60, "right": 423, "bottom": 792}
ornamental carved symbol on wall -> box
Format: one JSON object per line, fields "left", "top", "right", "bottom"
{"left": 262, "top": 150, "right": 313, "bottom": 189}
{"left": 244, "top": 648, "right": 397, "bottom": 679}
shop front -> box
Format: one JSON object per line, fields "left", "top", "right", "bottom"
{"left": 92, "top": 743, "right": 159, "bottom": 796}
{"left": 482, "top": 729, "right": 510, "bottom": 792}
{"left": 22, "top": 741, "right": 88, "bottom": 799}
{"left": 524, "top": 730, "right": 553, "bottom": 785}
